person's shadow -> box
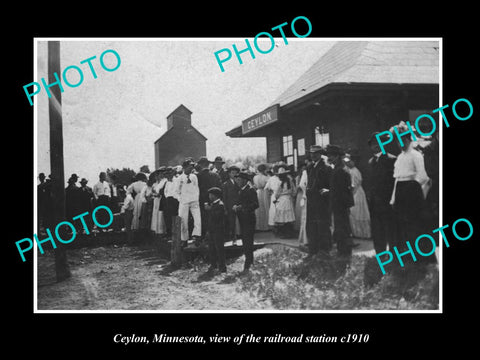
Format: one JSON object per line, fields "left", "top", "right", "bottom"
{"left": 194, "top": 270, "right": 216, "bottom": 283}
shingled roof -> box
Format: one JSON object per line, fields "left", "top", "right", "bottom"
{"left": 271, "top": 40, "right": 440, "bottom": 108}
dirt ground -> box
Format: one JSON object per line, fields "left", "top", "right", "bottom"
{"left": 36, "top": 239, "right": 275, "bottom": 311}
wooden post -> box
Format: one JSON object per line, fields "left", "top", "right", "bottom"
{"left": 48, "top": 41, "right": 71, "bottom": 282}
{"left": 170, "top": 216, "right": 183, "bottom": 267}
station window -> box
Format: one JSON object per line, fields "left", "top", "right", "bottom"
{"left": 315, "top": 126, "right": 330, "bottom": 147}
{"left": 283, "top": 135, "right": 293, "bottom": 156}
{"left": 283, "top": 135, "right": 293, "bottom": 165}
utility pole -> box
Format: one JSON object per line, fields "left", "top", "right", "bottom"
{"left": 48, "top": 41, "right": 71, "bottom": 282}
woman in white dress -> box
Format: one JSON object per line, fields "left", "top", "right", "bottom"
{"left": 139, "top": 175, "right": 154, "bottom": 231}
{"left": 345, "top": 157, "right": 371, "bottom": 238}
{"left": 273, "top": 165, "right": 296, "bottom": 238}
{"left": 151, "top": 169, "right": 167, "bottom": 235}
{"left": 264, "top": 166, "right": 281, "bottom": 232}
{"left": 297, "top": 163, "right": 309, "bottom": 247}
{"left": 253, "top": 164, "right": 270, "bottom": 231}
{"left": 128, "top": 173, "right": 147, "bottom": 231}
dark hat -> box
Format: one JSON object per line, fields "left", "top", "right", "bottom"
{"left": 135, "top": 172, "right": 148, "bottom": 182}
{"left": 309, "top": 145, "right": 325, "bottom": 154}
{"left": 70, "top": 173, "right": 79, "bottom": 180}
{"left": 326, "top": 144, "right": 345, "bottom": 156}
{"left": 80, "top": 178, "right": 88, "bottom": 184}
{"left": 197, "top": 156, "right": 211, "bottom": 165}
{"left": 213, "top": 156, "right": 225, "bottom": 164}
{"left": 235, "top": 171, "right": 254, "bottom": 181}
{"left": 182, "top": 158, "right": 195, "bottom": 167}
{"left": 207, "top": 186, "right": 222, "bottom": 198}
{"left": 227, "top": 165, "right": 241, "bottom": 172}
{"left": 257, "top": 163, "right": 268, "bottom": 172}
{"left": 274, "top": 164, "right": 290, "bottom": 175}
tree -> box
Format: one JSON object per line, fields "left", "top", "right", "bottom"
{"left": 139, "top": 165, "right": 151, "bottom": 174}
{"left": 225, "top": 154, "right": 267, "bottom": 169}
{"left": 107, "top": 167, "right": 136, "bottom": 186}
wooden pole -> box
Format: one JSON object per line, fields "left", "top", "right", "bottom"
{"left": 48, "top": 41, "right": 71, "bottom": 282}
{"left": 170, "top": 216, "right": 183, "bottom": 267}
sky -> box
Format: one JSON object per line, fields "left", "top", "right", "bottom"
{"left": 36, "top": 38, "right": 335, "bottom": 185}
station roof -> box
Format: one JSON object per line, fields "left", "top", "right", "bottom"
{"left": 271, "top": 40, "right": 439, "bottom": 108}
{"left": 226, "top": 40, "right": 440, "bottom": 138}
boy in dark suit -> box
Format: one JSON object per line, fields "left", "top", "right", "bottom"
{"left": 234, "top": 171, "right": 259, "bottom": 273}
{"left": 205, "top": 187, "right": 227, "bottom": 273}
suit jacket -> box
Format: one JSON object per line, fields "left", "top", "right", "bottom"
{"left": 217, "top": 169, "right": 230, "bottom": 184}
{"left": 222, "top": 179, "right": 240, "bottom": 212}
{"left": 207, "top": 200, "right": 226, "bottom": 235}
{"left": 236, "top": 184, "right": 259, "bottom": 215}
{"left": 366, "top": 153, "right": 396, "bottom": 204}
{"left": 197, "top": 169, "right": 222, "bottom": 204}
{"left": 330, "top": 164, "right": 354, "bottom": 211}
{"left": 306, "top": 160, "right": 332, "bottom": 218}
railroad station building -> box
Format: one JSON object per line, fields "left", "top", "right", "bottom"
{"left": 226, "top": 40, "right": 439, "bottom": 179}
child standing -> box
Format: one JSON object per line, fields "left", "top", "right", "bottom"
{"left": 273, "top": 165, "right": 296, "bottom": 238}
{"left": 205, "top": 187, "right": 227, "bottom": 274}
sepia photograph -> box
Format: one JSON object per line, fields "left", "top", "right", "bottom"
{"left": 33, "top": 38, "right": 441, "bottom": 312}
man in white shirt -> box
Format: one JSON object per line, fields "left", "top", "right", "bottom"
{"left": 176, "top": 159, "right": 201, "bottom": 244}
{"left": 92, "top": 172, "right": 111, "bottom": 229}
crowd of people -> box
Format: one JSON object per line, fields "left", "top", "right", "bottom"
{"left": 37, "top": 121, "right": 438, "bottom": 275}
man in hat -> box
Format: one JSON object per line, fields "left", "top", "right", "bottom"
{"left": 223, "top": 165, "right": 241, "bottom": 244}
{"left": 37, "top": 173, "right": 50, "bottom": 234}
{"left": 196, "top": 156, "right": 222, "bottom": 241}
{"left": 176, "top": 158, "right": 202, "bottom": 244}
{"left": 306, "top": 145, "right": 333, "bottom": 256}
{"left": 205, "top": 187, "right": 227, "bottom": 273}
{"left": 366, "top": 132, "right": 397, "bottom": 254}
{"left": 233, "top": 171, "right": 259, "bottom": 273}
{"left": 212, "top": 156, "right": 230, "bottom": 183}
{"left": 65, "top": 174, "right": 81, "bottom": 219}
{"left": 326, "top": 144, "right": 354, "bottom": 264}
{"left": 78, "top": 178, "right": 94, "bottom": 230}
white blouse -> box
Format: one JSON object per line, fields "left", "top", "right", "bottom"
{"left": 164, "top": 179, "right": 179, "bottom": 199}
{"left": 393, "top": 145, "right": 429, "bottom": 186}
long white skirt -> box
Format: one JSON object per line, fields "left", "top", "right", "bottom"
{"left": 349, "top": 186, "right": 371, "bottom": 238}
{"left": 274, "top": 195, "right": 296, "bottom": 224}
{"left": 151, "top": 197, "right": 166, "bottom": 234}
{"left": 298, "top": 198, "right": 308, "bottom": 245}
{"left": 255, "top": 188, "right": 270, "bottom": 231}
